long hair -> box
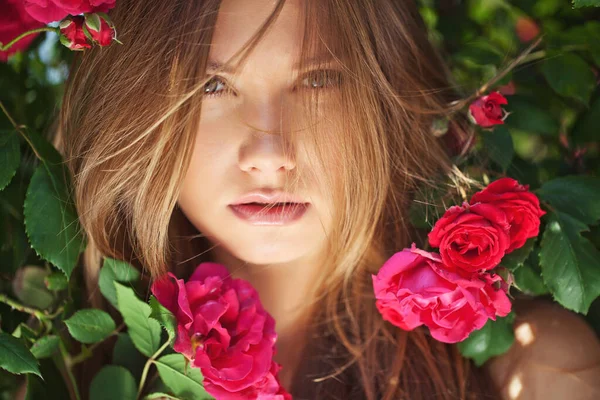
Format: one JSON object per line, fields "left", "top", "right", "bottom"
{"left": 56, "top": 0, "right": 499, "bottom": 399}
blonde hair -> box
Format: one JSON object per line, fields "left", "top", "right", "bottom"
{"left": 56, "top": 0, "right": 497, "bottom": 398}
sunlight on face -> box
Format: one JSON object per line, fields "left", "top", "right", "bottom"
{"left": 514, "top": 323, "right": 535, "bottom": 347}
{"left": 177, "top": 0, "right": 338, "bottom": 265}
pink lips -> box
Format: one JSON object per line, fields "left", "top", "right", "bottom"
{"left": 229, "top": 190, "right": 309, "bottom": 225}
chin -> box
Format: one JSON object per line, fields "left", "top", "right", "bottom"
{"left": 229, "top": 240, "right": 308, "bottom": 265}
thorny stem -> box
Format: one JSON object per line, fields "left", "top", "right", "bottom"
{"left": 69, "top": 322, "right": 126, "bottom": 366}
{"left": 0, "top": 293, "right": 63, "bottom": 322}
{"left": 0, "top": 27, "right": 59, "bottom": 52}
{"left": 137, "top": 340, "right": 172, "bottom": 400}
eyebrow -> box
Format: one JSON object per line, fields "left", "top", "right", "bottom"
{"left": 206, "top": 54, "right": 337, "bottom": 74}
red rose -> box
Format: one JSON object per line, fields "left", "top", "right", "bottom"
{"left": 151, "top": 262, "right": 289, "bottom": 399}
{"left": 470, "top": 177, "right": 546, "bottom": 253}
{"left": 23, "top": 0, "right": 116, "bottom": 24}
{"left": 515, "top": 17, "right": 540, "bottom": 43}
{"left": 428, "top": 202, "right": 511, "bottom": 273}
{"left": 83, "top": 13, "right": 116, "bottom": 47}
{"left": 0, "top": 0, "right": 45, "bottom": 62}
{"left": 59, "top": 16, "right": 91, "bottom": 50}
{"left": 372, "top": 245, "right": 511, "bottom": 343}
{"left": 468, "top": 91, "right": 508, "bottom": 128}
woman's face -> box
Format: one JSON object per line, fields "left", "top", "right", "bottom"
{"left": 177, "top": 0, "right": 338, "bottom": 265}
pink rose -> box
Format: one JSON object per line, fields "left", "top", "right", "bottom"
{"left": 428, "top": 202, "right": 511, "bottom": 274}
{"left": 59, "top": 16, "right": 91, "bottom": 50}
{"left": 24, "top": 0, "right": 116, "bottom": 24}
{"left": 468, "top": 91, "right": 508, "bottom": 128}
{"left": 208, "top": 361, "right": 292, "bottom": 400}
{"left": 151, "top": 262, "right": 290, "bottom": 399}
{"left": 0, "top": 0, "right": 45, "bottom": 62}
{"left": 372, "top": 245, "right": 511, "bottom": 343}
{"left": 470, "top": 177, "right": 546, "bottom": 253}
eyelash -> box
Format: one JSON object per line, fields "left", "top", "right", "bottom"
{"left": 202, "top": 69, "right": 343, "bottom": 98}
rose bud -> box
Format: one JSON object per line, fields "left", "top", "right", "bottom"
{"left": 468, "top": 91, "right": 509, "bottom": 128}
{"left": 59, "top": 15, "right": 92, "bottom": 51}
{"left": 515, "top": 17, "right": 540, "bottom": 43}
{"left": 83, "top": 12, "right": 116, "bottom": 47}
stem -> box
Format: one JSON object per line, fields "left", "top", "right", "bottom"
{"left": 0, "top": 102, "right": 43, "bottom": 160}
{"left": 69, "top": 322, "right": 126, "bottom": 366}
{"left": 0, "top": 293, "right": 50, "bottom": 321}
{"left": 0, "top": 27, "right": 59, "bottom": 51}
{"left": 136, "top": 340, "right": 172, "bottom": 400}
{"left": 59, "top": 340, "right": 82, "bottom": 400}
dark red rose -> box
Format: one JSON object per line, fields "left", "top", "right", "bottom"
{"left": 468, "top": 92, "right": 508, "bottom": 128}
{"left": 470, "top": 177, "right": 546, "bottom": 253}
{"left": 24, "top": 0, "right": 116, "bottom": 24}
{"left": 0, "top": 0, "right": 45, "bottom": 62}
{"left": 83, "top": 13, "right": 116, "bottom": 47}
{"left": 428, "top": 202, "right": 511, "bottom": 274}
{"left": 58, "top": 15, "right": 91, "bottom": 50}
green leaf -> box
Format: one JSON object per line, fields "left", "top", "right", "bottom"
{"left": 457, "top": 313, "right": 516, "bottom": 367}
{"left": 112, "top": 333, "right": 146, "bottom": 381}
{"left": 155, "top": 354, "right": 213, "bottom": 400}
{"left": 89, "top": 365, "right": 137, "bottom": 400}
{"left": 23, "top": 162, "right": 85, "bottom": 279}
{"left": 500, "top": 238, "right": 536, "bottom": 271}
{"left": 144, "top": 393, "right": 181, "bottom": 400}
{"left": 99, "top": 257, "right": 141, "bottom": 308}
{"left": 0, "top": 129, "right": 20, "bottom": 191}
{"left": 0, "top": 332, "right": 41, "bottom": 378}
{"left": 64, "top": 309, "right": 116, "bottom": 344}
{"left": 482, "top": 125, "right": 514, "bottom": 171}
{"left": 12, "top": 323, "right": 38, "bottom": 342}
{"left": 537, "top": 176, "right": 600, "bottom": 225}
{"left": 572, "top": 0, "right": 600, "bottom": 8}
{"left": 572, "top": 96, "right": 600, "bottom": 143}
{"left": 149, "top": 296, "right": 177, "bottom": 343}
{"left": 504, "top": 96, "right": 560, "bottom": 136}
{"left": 114, "top": 282, "right": 162, "bottom": 357}
{"left": 540, "top": 212, "right": 600, "bottom": 313}
{"left": 540, "top": 53, "right": 596, "bottom": 105}
{"left": 30, "top": 335, "right": 60, "bottom": 359}
{"left": 12, "top": 266, "right": 54, "bottom": 310}
{"left": 513, "top": 264, "right": 550, "bottom": 296}
{"left": 44, "top": 271, "right": 68, "bottom": 291}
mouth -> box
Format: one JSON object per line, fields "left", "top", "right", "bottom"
{"left": 228, "top": 201, "right": 310, "bottom": 225}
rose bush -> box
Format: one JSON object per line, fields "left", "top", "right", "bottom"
{"left": 372, "top": 245, "right": 511, "bottom": 343}
{"left": 468, "top": 92, "right": 508, "bottom": 128}
{"left": 428, "top": 202, "right": 511, "bottom": 274}
{"left": 151, "top": 262, "right": 291, "bottom": 399}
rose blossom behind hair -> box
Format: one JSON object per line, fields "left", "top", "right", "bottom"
{"left": 24, "top": 0, "right": 116, "bottom": 24}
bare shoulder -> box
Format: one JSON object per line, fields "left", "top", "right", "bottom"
{"left": 484, "top": 298, "right": 600, "bottom": 400}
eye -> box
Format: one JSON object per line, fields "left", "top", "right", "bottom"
{"left": 298, "top": 69, "right": 343, "bottom": 90}
{"left": 202, "top": 75, "right": 234, "bottom": 97}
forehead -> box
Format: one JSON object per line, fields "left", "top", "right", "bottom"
{"left": 209, "top": 0, "right": 304, "bottom": 70}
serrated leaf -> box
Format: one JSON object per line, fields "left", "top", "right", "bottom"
{"left": 99, "top": 257, "right": 141, "bottom": 308}
{"left": 457, "top": 313, "right": 516, "bottom": 366}
{"left": 30, "top": 335, "right": 60, "bottom": 359}
{"left": 155, "top": 354, "right": 213, "bottom": 400}
{"left": 64, "top": 309, "right": 116, "bottom": 344}
{"left": 537, "top": 176, "right": 600, "bottom": 225}
{"left": 540, "top": 212, "right": 600, "bottom": 313}
{"left": 0, "top": 129, "right": 20, "bottom": 191}
{"left": 149, "top": 296, "right": 176, "bottom": 343}
{"left": 482, "top": 125, "right": 514, "bottom": 171}
{"left": 540, "top": 53, "right": 596, "bottom": 105}
{"left": 115, "top": 282, "right": 162, "bottom": 357}
{"left": 500, "top": 238, "right": 536, "bottom": 271}
{"left": 23, "top": 162, "right": 85, "bottom": 279}
{"left": 0, "top": 332, "right": 41, "bottom": 378}
{"left": 12, "top": 266, "right": 55, "bottom": 310}
{"left": 572, "top": 0, "right": 600, "bottom": 8}
{"left": 44, "top": 271, "right": 68, "bottom": 291}
{"left": 513, "top": 264, "right": 550, "bottom": 296}
{"left": 89, "top": 365, "right": 137, "bottom": 400}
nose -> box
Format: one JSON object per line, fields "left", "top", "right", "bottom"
{"left": 237, "top": 95, "right": 296, "bottom": 174}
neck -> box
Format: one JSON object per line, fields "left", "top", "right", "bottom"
{"left": 210, "top": 246, "right": 325, "bottom": 389}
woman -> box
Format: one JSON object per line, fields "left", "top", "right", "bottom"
{"left": 55, "top": 0, "right": 600, "bottom": 398}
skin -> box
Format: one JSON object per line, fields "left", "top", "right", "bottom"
{"left": 176, "top": 0, "right": 338, "bottom": 386}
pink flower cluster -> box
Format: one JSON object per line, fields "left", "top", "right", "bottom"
{"left": 372, "top": 177, "right": 546, "bottom": 343}
{"left": 151, "top": 263, "right": 291, "bottom": 400}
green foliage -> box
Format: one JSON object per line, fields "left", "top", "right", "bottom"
{"left": 0, "top": 130, "right": 20, "bottom": 191}
{"left": 457, "top": 313, "right": 516, "bottom": 366}
{"left": 155, "top": 354, "right": 213, "bottom": 400}
{"left": 99, "top": 257, "right": 141, "bottom": 308}
{"left": 12, "top": 265, "right": 54, "bottom": 310}
{"left": 0, "top": 332, "right": 41, "bottom": 378}
{"left": 89, "top": 366, "right": 137, "bottom": 400}
{"left": 64, "top": 309, "right": 116, "bottom": 344}
{"left": 540, "top": 53, "right": 596, "bottom": 105}
{"left": 115, "top": 282, "right": 162, "bottom": 357}
{"left": 572, "top": 0, "right": 600, "bottom": 8}
{"left": 30, "top": 335, "right": 60, "bottom": 359}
